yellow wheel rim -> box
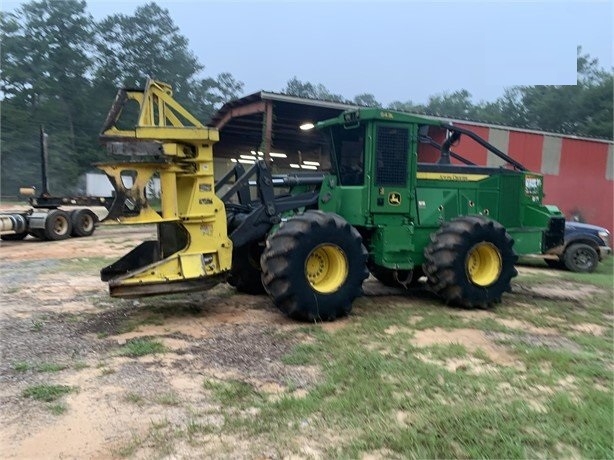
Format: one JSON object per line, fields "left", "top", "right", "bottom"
{"left": 305, "top": 244, "right": 348, "bottom": 293}
{"left": 466, "top": 242, "right": 502, "bottom": 287}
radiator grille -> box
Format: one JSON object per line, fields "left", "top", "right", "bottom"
{"left": 376, "top": 127, "right": 408, "bottom": 186}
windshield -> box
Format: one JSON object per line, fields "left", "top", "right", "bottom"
{"left": 326, "top": 125, "right": 366, "bottom": 186}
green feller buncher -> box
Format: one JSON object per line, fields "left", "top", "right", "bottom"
{"left": 97, "top": 80, "right": 565, "bottom": 321}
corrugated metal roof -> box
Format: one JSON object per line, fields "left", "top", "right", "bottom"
{"left": 209, "top": 91, "right": 613, "bottom": 145}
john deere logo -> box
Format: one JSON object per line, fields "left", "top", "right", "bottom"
{"left": 388, "top": 192, "right": 401, "bottom": 206}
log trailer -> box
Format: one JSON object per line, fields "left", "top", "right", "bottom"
{"left": 0, "top": 127, "right": 108, "bottom": 241}
{"left": 97, "top": 79, "right": 565, "bottom": 321}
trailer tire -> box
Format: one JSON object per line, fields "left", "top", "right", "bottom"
{"left": 44, "top": 210, "right": 72, "bottom": 241}
{"left": 70, "top": 209, "right": 97, "bottom": 237}
{"left": 370, "top": 265, "right": 424, "bottom": 289}
{"left": 423, "top": 216, "right": 517, "bottom": 308}
{"left": 563, "top": 243, "right": 598, "bottom": 273}
{"left": 1, "top": 232, "right": 28, "bottom": 241}
{"left": 228, "top": 241, "right": 266, "bottom": 294}
{"left": 261, "top": 210, "right": 368, "bottom": 321}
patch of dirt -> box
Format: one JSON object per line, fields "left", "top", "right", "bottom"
{"left": 0, "top": 226, "right": 317, "bottom": 458}
{"left": 514, "top": 281, "right": 603, "bottom": 302}
{"left": 568, "top": 323, "right": 607, "bottom": 336}
{"left": 410, "top": 327, "right": 519, "bottom": 367}
{"left": 486, "top": 331, "right": 583, "bottom": 353}
{"left": 494, "top": 318, "right": 559, "bottom": 335}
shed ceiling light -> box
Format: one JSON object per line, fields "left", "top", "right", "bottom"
{"left": 300, "top": 122, "right": 315, "bottom": 131}
{"left": 289, "top": 163, "right": 301, "bottom": 168}
{"left": 301, "top": 164, "right": 318, "bottom": 170}
{"left": 238, "top": 159, "right": 256, "bottom": 164}
{"left": 303, "top": 161, "right": 320, "bottom": 166}
{"left": 240, "top": 154, "right": 257, "bottom": 160}
{"left": 269, "top": 152, "right": 287, "bottom": 158}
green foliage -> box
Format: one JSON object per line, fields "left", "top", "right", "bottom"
{"left": 117, "top": 338, "right": 166, "bottom": 357}
{"left": 284, "top": 76, "right": 345, "bottom": 102}
{"left": 22, "top": 384, "right": 74, "bottom": 402}
{"left": 94, "top": 2, "right": 242, "bottom": 122}
{"left": 1, "top": 0, "right": 243, "bottom": 196}
{"left": 353, "top": 93, "right": 382, "bottom": 107}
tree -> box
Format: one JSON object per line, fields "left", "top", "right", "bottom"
{"left": 480, "top": 48, "right": 613, "bottom": 139}
{"left": 95, "top": 3, "right": 243, "bottom": 123}
{"left": 353, "top": 93, "right": 381, "bottom": 107}
{"left": 283, "top": 77, "right": 345, "bottom": 102}
{"left": 0, "top": 0, "right": 98, "bottom": 195}
{"left": 387, "top": 99, "right": 421, "bottom": 112}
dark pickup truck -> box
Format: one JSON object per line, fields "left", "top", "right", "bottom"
{"left": 544, "top": 221, "right": 612, "bottom": 272}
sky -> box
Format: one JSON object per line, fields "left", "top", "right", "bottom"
{"left": 3, "top": 0, "right": 613, "bottom": 105}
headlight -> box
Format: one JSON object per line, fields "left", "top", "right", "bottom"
{"left": 598, "top": 230, "right": 610, "bottom": 246}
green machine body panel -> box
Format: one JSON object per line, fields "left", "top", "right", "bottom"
{"left": 316, "top": 108, "right": 565, "bottom": 272}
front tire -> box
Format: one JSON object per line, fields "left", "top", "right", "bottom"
{"left": 563, "top": 243, "right": 598, "bottom": 273}
{"left": 423, "top": 216, "right": 517, "bottom": 308}
{"left": 261, "top": 210, "right": 368, "bottom": 321}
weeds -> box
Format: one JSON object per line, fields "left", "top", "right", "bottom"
{"left": 22, "top": 384, "right": 74, "bottom": 402}
{"left": 117, "top": 338, "right": 166, "bottom": 357}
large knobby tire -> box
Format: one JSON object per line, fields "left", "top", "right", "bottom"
{"left": 423, "top": 216, "right": 517, "bottom": 308}
{"left": 370, "top": 264, "right": 424, "bottom": 289}
{"left": 44, "top": 210, "right": 72, "bottom": 241}
{"left": 563, "top": 243, "right": 598, "bottom": 273}
{"left": 227, "top": 240, "right": 266, "bottom": 294}
{"left": 261, "top": 210, "right": 368, "bottom": 321}
{"left": 70, "top": 209, "right": 97, "bottom": 237}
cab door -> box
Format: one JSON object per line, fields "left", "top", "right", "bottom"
{"left": 369, "top": 123, "right": 416, "bottom": 219}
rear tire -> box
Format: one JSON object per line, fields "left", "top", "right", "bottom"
{"left": 228, "top": 240, "right": 266, "bottom": 294}
{"left": 44, "top": 210, "right": 72, "bottom": 241}
{"left": 423, "top": 216, "right": 517, "bottom": 308}
{"left": 563, "top": 243, "right": 598, "bottom": 273}
{"left": 70, "top": 209, "right": 97, "bottom": 237}
{"left": 261, "top": 210, "right": 368, "bottom": 321}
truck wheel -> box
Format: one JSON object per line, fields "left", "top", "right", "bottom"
{"left": 261, "top": 210, "right": 368, "bottom": 321}
{"left": 1, "top": 232, "right": 28, "bottom": 241}
{"left": 423, "top": 216, "right": 517, "bottom": 308}
{"left": 370, "top": 265, "right": 424, "bottom": 288}
{"left": 563, "top": 243, "right": 598, "bottom": 273}
{"left": 44, "top": 210, "right": 72, "bottom": 241}
{"left": 228, "top": 241, "right": 266, "bottom": 294}
{"left": 70, "top": 209, "right": 97, "bottom": 237}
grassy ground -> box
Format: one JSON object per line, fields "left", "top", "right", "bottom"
{"left": 186, "top": 258, "right": 613, "bottom": 458}
{"left": 5, "top": 248, "right": 612, "bottom": 458}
